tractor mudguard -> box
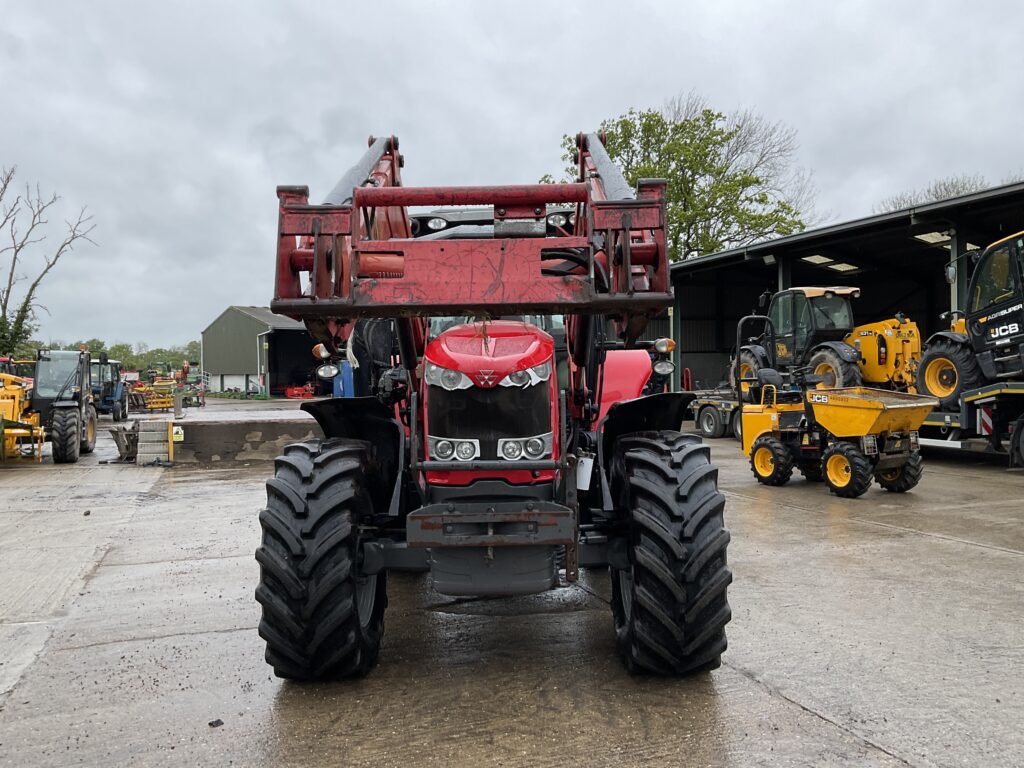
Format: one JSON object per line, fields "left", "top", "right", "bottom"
{"left": 813, "top": 341, "right": 862, "bottom": 364}
{"left": 741, "top": 344, "right": 772, "bottom": 368}
{"left": 594, "top": 392, "right": 696, "bottom": 512}
{"left": 924, "top": 330, "right": 970, "bottom": 347}
{"left": 301, "top": 397, "right": 405, "bottom": 517}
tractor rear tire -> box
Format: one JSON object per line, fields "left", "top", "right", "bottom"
{"left": 749, "top": 436, "right": 793, "bottom": 486}
{"left": 916, "top": 340, "right": 983, "bottom": 410}
{"left": 610, "top": 431, "right": 732, "bottom": 675}
{"left": 697, "top": 406, "right": 726, "bottom": 439}
{"left": 80, "top": 406, "right": 97, "bottom": 454}
{"left": 875, "top": 451, "right": 924, "bottom": 492}
{"left": 51, "top": 409, "right": 81, "bottom": 464}
{"left": 822, "top": 442, "right": 873, "bottom": 498}
{"left": 808, "top": 348, "right": 863, "bottom": 389}
{"left": 255, "top": 438, "right": 387, "bottom": 680}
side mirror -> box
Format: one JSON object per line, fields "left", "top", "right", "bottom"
{"left": 944, "top": 263, "right": 957, "bottom": 285}
{"left": 758, "top": 290, "right": 772, "bottom": 309}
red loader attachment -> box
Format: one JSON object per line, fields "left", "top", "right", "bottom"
{"left": 272, "top": 133, "right": 670, "bottom": 346}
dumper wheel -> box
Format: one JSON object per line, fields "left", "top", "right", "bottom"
{"left": 875, "top": 451, "right": 924, "bottom": 492}
{"left": 50, "top": 408, "right": 81, "bottom": 464}
{"left": 255, "top": 438, "right": 387, "bottom": 680}
{"left": 798, "top": 463, "right": 824, "bottom": 482}
{"left": 610, "top": 431, "right": 732, "bottom": 675}
{"left": 916, "top": 340, "right": 983, "bottom": 410}
{"left": 822, "top": 442, "right": 873, "bottom": 498}
{"left": 808, "top": 348, "right": 862, "bottom": 389}
{"left": 80, "top": 405, "right": 97, "bottom": 454}
{"left": 749, "top": 436, "right": 793, "bottom": 486}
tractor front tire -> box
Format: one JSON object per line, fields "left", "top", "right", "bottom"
{"left": 112, "top": 400, "right": 124, "bottom": 421}
{"left": 875, "top": 451, "right": 924, "bottom": 493}
{"left": 822, "top": 442, "right": 873, "bottom": 498}
{"left": 749, "top": 436, "right": 793, "bottom": 486}
{"left": 808, "top": 348, "right": 863, "bottom": 389}
{"left": 697, "top": 406, "right": 726, "bottom": 439}
{"left": 916, "top": 340, "right": 983, "bottom": 410}
{"left": 80, "top": 406, "right": 97, "bottom": 454}
{"left": 611, "top": 431, "right": 732, "bottom": 675}
{"left": 51, "top": 409, "right": 81, "bottom": 464}
{"left": 255, "top": 439, "right": 387, "bottom": 680}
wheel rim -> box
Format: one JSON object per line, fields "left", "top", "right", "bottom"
{"left": 753, "top": 446, "right": 775, "bottom": 477}
{"left": 814, "top": 361, "right": 838, "bottom": 389}
{"left": 739, "top": 362, "right": 753, "bottom": 394}
{"left": 701, "top": 410, "right": 716, "bottom": 433}
{"left": 355, "top": 574, "right": 378, "bottom": 630}
{"left": 924, "top": 358, "right": 957, "bottom": 398}
{"left": 87, "top": 417, "right": 95, "bottom": 443}
{"left": 879, "top": 468, "right": 900, "bottom": 482}
{"left": 826, "top": 453, "right": 851, "bottom": 486}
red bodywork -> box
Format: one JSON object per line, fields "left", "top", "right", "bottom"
{"left": 423, "top": 320, "right": 558, "bottom": 486}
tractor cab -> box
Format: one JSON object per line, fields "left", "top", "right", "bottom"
{"left": 90, "top": 359, "right": 128, "bottom": 421}
{"left": 764, "top": 287, "right": 858, "bottom": 367}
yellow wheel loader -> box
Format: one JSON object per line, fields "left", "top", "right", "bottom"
{"left": 0, "top": 373, "right": 44, "bottom": 462}
{"left": 736, "top": 287, "right": 921, "bottom": 395}
{"left": 735, "top": 316, "right": 937, "bottom": 498}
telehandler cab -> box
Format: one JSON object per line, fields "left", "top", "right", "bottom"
{"left": 30, "top": 349, "right": 98, "bottom": 463}
{"left": 736, "top": 287, "right": 920, "bottom": 394}
{"left": 256, "top": 133, "right": 732, "bottom": 679}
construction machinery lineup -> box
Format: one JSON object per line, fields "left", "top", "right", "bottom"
{"left": 256, "top": 133, "right": 732, "bottom": 680}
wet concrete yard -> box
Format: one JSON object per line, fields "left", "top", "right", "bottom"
{"left": 0, "top": 428, "right": 1021, "bottom": 767}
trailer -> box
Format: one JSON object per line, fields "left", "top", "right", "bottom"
{"left": 918, "top": 381, "right": 1024, "bottom": 465}
{"left": 689, "top": 388, "right": 742, "bottom": 440}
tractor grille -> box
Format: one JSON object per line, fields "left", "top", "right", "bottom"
{"left": 426, "top": 383, "right": 550, "bottom": 459}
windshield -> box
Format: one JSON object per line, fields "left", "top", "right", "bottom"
{"left": 809, "top": 296, "right": 854, "bottom": 330}
{"left": 970, "top": 242, "right": 1020, "bottom": 312}
{"left": 34, "top": 351, "right": 82, "bottom": 398}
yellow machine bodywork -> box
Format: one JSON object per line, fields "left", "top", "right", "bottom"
{"left": 741, "top": 386, "right": 806, "bottom": 456}
{"left": 0, "top": 373, "right": 44, "bottom": 462}
{"left": 807, "top": 387, "right": 938, "bottom": 438}
{"left": 845, "top": 318, "right": 921, "bottom": 390}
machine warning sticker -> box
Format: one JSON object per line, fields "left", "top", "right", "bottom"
{"left": 172, "top": 426, "right": 185, "bottom": 442}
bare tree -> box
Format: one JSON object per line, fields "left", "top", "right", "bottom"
{"left": 875, "top": 172, "right": 1024, "bottom": 213}
{"left": 0, "top": 166, "right": 95, "bottom": 355}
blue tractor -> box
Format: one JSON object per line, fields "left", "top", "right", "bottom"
{"left": 90, "top": 357, "right": 129, "bottom": 421}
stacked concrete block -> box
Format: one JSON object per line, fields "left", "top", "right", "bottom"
{"left": 136, "top": 420, "right": 171, "bottom": 464}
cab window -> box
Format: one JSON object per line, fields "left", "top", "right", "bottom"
{"left": 769, "top": 293, "right": 793, "bottom": 335}
{"left": 971, "top": 244, "right": 1019, "bottom": 312}
{"left": 793, "top": 293, "right": 810, "bottom": 346}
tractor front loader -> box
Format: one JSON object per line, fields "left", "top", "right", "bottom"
{"left": 256, "top": 133, "right": 732, "bottom": 680}
{"left": 737, "top": 287, "right": 921, "bottom": 394}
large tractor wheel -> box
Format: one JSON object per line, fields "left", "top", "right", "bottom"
{"left": 80, "top": 406, "right": 97, "bottom": 454}
{"left": 822, "top": 442, "right": 873, "bottom": 498}
{"left": 808, "top": 348, "right": 863, "bottom": 389}
{"left": 916, "top": 340, "right": 983, "bottom": 410}
{"left": 749, "top": 436, "right": 793, "bottom": 486}
{"left": 697, "top": 406, "right": 726, "bottom": 439}
{"left": 610, "top": 431, "right": 732, "bottom": 675}
{"left": 875, "top": 451, "right": 924, "bottom": 493}
{"left": 255, "top": 438, "right": 387, "bottom": 680}
{"left": 50, "top": 408, "right": 81, "bottom": 464}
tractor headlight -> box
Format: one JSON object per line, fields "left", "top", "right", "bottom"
{"left": 455, "top": 440, "right": 479, "bottom": 461}
{"left": 653, "top": 360, "right": 675, "bottom": 375}
{"left": 498, "top": 432, "right": 552, "bottom": 461}
{"left": 653, "top": 338, "right": 676, "bottom": 354}
{"left": 424, "top": 363, "right": 473, "bottom": 391}
{"left": 427, "top": 217, "right": 447, "bottom": 231}
{"left": 498, "top": 361, "right": 551, "bottom": 388}
{"left": 432, "top": 439, "right": 454, "bottom": 460}
{"left": 428, "top": 437, "right": 479, "bottom": 461}
{"left": 547, "top": 213, "right": 567, "bottom": 228}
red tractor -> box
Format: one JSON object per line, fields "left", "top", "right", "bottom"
{"left": 256, "top": 133, "right": 731, "bottom": 679}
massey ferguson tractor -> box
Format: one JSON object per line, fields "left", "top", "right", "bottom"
{"left": 256, "top": 133, "right": 732, "bottom": 679}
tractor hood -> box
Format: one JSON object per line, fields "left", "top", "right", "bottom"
{"left": 424, "top": 320, "right": 553, "bottom": 389}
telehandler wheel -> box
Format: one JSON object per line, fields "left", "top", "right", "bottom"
{"left": 697, "top": 406, "right": 726, "bottom": 439}
{"left": 808, "top": 348, "right": 863, "bottom": 389}
{"left": 875, "top": 451, "right": 924, "bottom": 493}
{"left": 255, "top": 438, "right": 387, "bottom": 680}
{"left": 798, "top": 463, "right": 824, "bottom": 482}
{"left": 610, "top": 431, "right": 732, "bottom": 675}
{"left": 733, "top": 350, "right": 761, "bottom": 401}
{"left": 749, "top": 436, "right": 793, "bottom": 486}
{"left": 916, "top": 340, "right": 984, "bottom": 410}
{"left": 822, "top": 442, "right": 873, "bottom": 498}
{"left": 80, "top": 406, "right": 97, "bottom": 454}
{"left": 51, "top": 408, "right": 81, "bottom": 464}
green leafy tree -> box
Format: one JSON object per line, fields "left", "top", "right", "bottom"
{"left": 0, "top": 166, "right": 95, "bottom": 355}
{"left": 546, "top": 92, "right": 814, "bottom": 260}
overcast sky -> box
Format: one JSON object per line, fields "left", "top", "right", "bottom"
{"left": 1, "top": 1, "right": 1018, "bottom": 348}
